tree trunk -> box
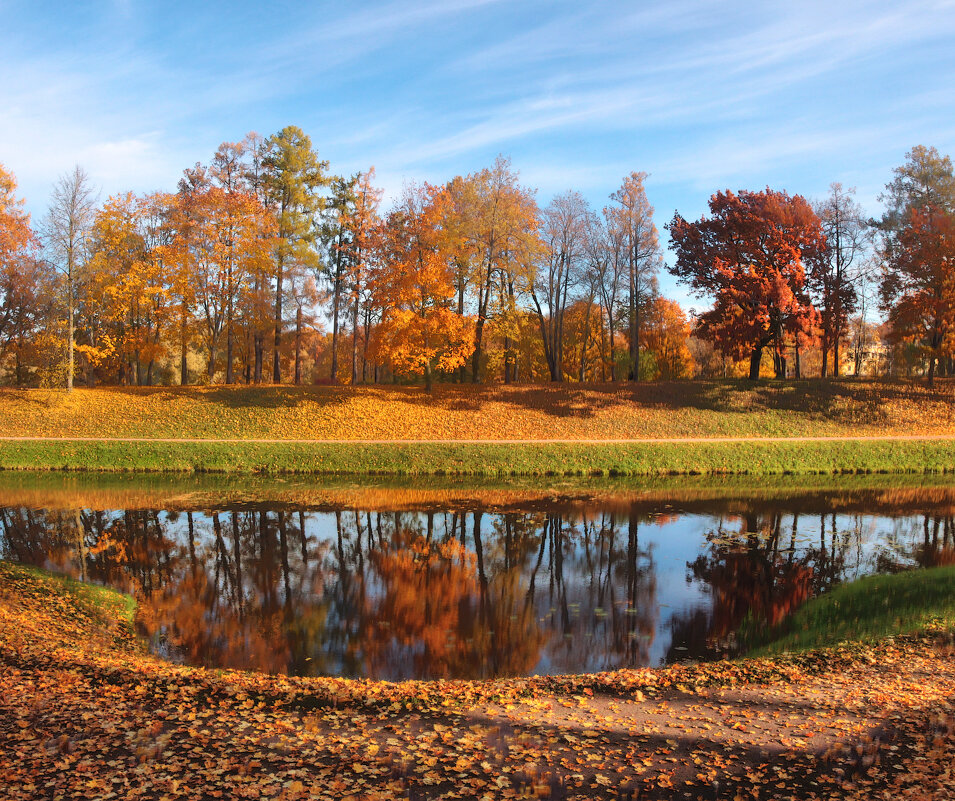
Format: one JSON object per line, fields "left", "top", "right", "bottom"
{"left": 254, "top": 335, "right": 263, "bottom": 383}
{"left": 629, "top": 303, "right": 640, "bottom": 382}
{"left": 226, "top": 320, "right": 234, "bottom": 384}
{"left": 471, "top": 317, "right": 485, "bottom": 383}
{"left": 294, "top": 305, "right": 303, "bottom": 385}
{"left": 273, "top": 255, "right": 283, "bottom": 384}
{"left": 67, "top": 276, "right": 74, "bottom": 393}
{"left": 351, "top": 296, "right": 359, "bottom": 385}
{"left": 362, "top": 306, "right": 372, "bottom": 384}
{"left": 749, "top": 346, "right": 763, "bottom": 380}
{"left": 180, "top": 306, "right": 189, "bottom": 386}
{"left": 330, "top": 246, "right": 343, "bottom": 384}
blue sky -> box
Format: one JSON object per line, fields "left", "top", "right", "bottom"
{"left": 2, "top": 0, "right": 954, "bottom": 307}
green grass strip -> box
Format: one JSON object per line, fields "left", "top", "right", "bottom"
{"left": 0, "top": 438, "right": 953, "bottom": 475}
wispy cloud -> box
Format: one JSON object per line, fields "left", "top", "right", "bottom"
{"left": 0, "top": 0, "right": 953, "bottom": 243}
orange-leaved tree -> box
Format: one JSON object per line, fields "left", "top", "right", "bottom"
{"left": 371, "top": 184, "right": 475, "bottom": 390}
{"left": 446, "top": 157, "right": 539, "bottom": 383}
{"left": 643, "top": 296, "right": 694, "bottom": 379}
{"left": 86, "top": 193, "right": 162, "bottom": 384}
{"left": 0, "top": 164, "right": 40, "bottom": 384}
{"left": 668, "top": 188, "right": 825, "bottom": 380}
{"left": 178, "top": 185, "right": 276, "bottom": 382}
{"left": 0, "top": 164, "right": 34, "bottom": 267}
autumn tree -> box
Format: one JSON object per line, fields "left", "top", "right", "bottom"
{"left": 0, "top": 165, "right": 39, "bottom": 384}
{"left": 44, "top": 166, "right": 97, "bottom": 391}
{"left": 371, "top": 184, "right": 475, "bottom": 391}
{"left": 643, "top": 296, "right": 694, "bottom": 380}
{"left": 0, "top": 256, "right": 57, "bottom": 386}
{"left": 877, "top": 146, "right": 955, "bottom": 383}
{"left": 450, "top": 157, "right": 539, "bottom": 383}
{"left": 530, "top": 191, "right": 590, "bottom": 381}
{"left": 668, "top": 189, "right": 825, "bottom": 380}
{"left": 320, "top": 168, "right": 383, "bottom": 385}
{"left": 237, "top": 132, "right": 273, "bottom": 381}
{"left": 84, "top": 193, "right": 147, "bottom": 383}
{"left": 880, "top": 207, "right": 955, "bottom": 384}
{"left": 811, "top": 184, "right": 868, "bottom": 377}
{"left": 607, "top": 172, "right": 661, "bottom": 382}
{"left": 181, "top": 186, "right": 276, "bottom": 381}
{"left": 262, "top": 126, "right": 328, "bottom": 383}
{"left": 561, "top": 298, "right": 604, "bottom": 381}
{"left": 320, "top": 175, "right": 358, "bottom": 383}
{"left": 165, "top": 183, "right": 199, "bottom": 385}
{"left": 880, "top": 145, "right": 955, "bottom": 226}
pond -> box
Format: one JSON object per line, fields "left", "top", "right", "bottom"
{"left": 2, "top": 473, "right": 953, "bottom": 681}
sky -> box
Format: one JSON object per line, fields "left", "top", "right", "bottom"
{"left": 2, "top": 0, "right": 955, "bottom": 308}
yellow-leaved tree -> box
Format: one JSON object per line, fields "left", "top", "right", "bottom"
{"left": 371, "top": 184, "right": 475, "bottom": 390}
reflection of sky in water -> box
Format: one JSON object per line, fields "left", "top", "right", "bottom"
{"left": 2, "top": 500, "right": 951, "bottom": 679}
{"left": 641, "top": 515, "right": 712, "bottom": 666}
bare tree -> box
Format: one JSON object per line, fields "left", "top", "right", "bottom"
{"left": 606, "top": 173, "right": 661, "bottom": 382}
{"left": 45, "top": 166, "right": 98, "bottom": 392}
{"left": 812, "top": 184, "right": 869, "bottom": 377}
{"left": 530, "top": 191, "right": 591, "bottom": 381}
{"left": 587, "top": 215, "right": 625, "bottom": 380}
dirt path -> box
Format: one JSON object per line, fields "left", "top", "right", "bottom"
{"left": 2, "top": 642, "right": 953, "bottom": 800}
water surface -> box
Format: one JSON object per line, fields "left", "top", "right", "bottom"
{"left": 3, "top": 474, "right": 953, "bottom": 680}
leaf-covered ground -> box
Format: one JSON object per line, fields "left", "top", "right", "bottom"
{"left": 2, "top": 379, "right": 955, "bottom": 441}
{"left": 2, "top": 561, "right": 954, "bottom": 800}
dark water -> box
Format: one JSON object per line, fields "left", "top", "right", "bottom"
{"left": 3, "top": 475, "right": 954, "bottom": 680}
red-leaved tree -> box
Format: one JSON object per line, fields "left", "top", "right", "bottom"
{"left": 668, "top": 189, "right": 825, "bottom": 379}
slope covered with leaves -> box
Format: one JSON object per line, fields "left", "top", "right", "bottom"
{"left": 1, "top": 380, "right": 954, "bottom": 441}
{"left": 1, "top": 561, "right": 954, "bottom": 799}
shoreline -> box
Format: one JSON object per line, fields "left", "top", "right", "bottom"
{"left": 0, "top": 436, "right": 953, "bottom": 475}
{"left": 3, "top": 561, "right": 954, "bottom": 799}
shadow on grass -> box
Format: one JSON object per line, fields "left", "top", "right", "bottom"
{"left": 23, "top": 378, "right": 955, "bottom": 427}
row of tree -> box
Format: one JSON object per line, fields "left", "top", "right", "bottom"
{"left": 1, "top": 132, "right": 953, "bottom": 388}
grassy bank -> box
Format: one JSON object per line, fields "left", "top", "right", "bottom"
{"left": 1, "top": 379, "right": 954, "bottom": 441}
{"left": 4, "top": 435, "right": 955, "bottom": 475}
{"left": 1, "top": 435, "right": 955, "bottom": 475}
{"left": 752, "top": 565, "right": 955, "bottom": 656}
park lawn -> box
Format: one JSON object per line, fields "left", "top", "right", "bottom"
{"left": 1, "top": 379, "right": 954, "bottom": 441}
{"left": 2, "top": 561, "right": 955, "bottom": 800}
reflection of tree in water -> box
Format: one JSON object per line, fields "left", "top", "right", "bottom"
{"left": 136, "top": 509, "right": 316, "bottom": 675}
{"left": 536, "top": 507, "right": 657, "bottom": 673}
{"left": 668, "top": 512, "right": 827, "bottom": 661}
{"left": 6, "top": 500, "right": 946, "bottom": 679}
{"left": 665, "top": 509, "right": 954, "bottom": 661}
{"left": 1, "top": 503, "right": 662, "bottom": 678}
{"left": 876, "top": 513, "right": 955, "bottom": 571}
